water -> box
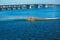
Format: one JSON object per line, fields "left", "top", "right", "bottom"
{"left": 0, "top": 7, "right": 60, "bottom": 40}
{"left": 0, "top": 7, "right": 60, "bottom": 18}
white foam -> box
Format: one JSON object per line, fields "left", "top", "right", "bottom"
{"left": 45, "top": 18, "right": 59, "bottom": 19}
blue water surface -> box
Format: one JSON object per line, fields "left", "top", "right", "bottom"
{"left": 0, "top": 7, "right": 60, "bottom": 40}
{"left": 0, "top": 7, "right": 60, "bottom": 18}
